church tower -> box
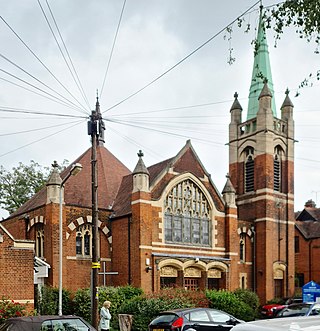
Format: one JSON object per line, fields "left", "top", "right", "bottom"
{"left": 228, "top": 8, "right": 295, "bottom": 303}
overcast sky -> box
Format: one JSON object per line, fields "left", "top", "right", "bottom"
{"left": 0, "top": 0, "right": 319, "bottom": 218}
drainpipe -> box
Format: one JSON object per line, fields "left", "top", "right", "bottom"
{"left": 128, "top": 216, "right": 132, "bottom": 284}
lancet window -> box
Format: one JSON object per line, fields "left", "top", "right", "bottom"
{"left": 244, "top": 147, "right": 254, "bottom": 193}
{"left": 274, "top": 146, "right": 284, "bottom": 192}
{"left": 76, "top": 224, "right": 92, "bottom": 257}
{"left": 35, "top": 224, "right": 44, "bottom": 258}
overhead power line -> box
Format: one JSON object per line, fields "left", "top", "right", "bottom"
{"left": 102, "top": 0, "right": 261, "bottom": 114}
{"left": 0, "top": 15, "right": 89, "bottom": 115}
{"left": 40, "top": 0, "right": 91, "bottom": 110}
{"left": 100, "top": 0, "right": 127, "bottom": 99}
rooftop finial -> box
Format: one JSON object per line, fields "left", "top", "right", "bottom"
{"left": 234, "top": 92, "right": 238, "bottom": 99}
{"left": 138, "top": 150, "right": 144, "bottom": 158}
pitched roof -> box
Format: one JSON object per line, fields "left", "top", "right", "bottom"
{"left": 295, "top": 207, "right": 320, "bottom": 239}
{"left": 6, "top": 145, "right": 131, "bottom": 219}
{"left": 113, "top": 140, "right": 224, "bottom": 218}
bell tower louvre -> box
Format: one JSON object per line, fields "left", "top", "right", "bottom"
{"left": 228, "top": 7, "right": 295, "bottom": 303}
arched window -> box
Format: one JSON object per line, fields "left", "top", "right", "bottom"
{"left": 76, "top": 224, "right": 92, "bottom": 257}
{"left": 239, "top": 233, "right": 245, "bottom": 262}
{"left": 274, "top": 146, "right": 284, "bottom": 192}
{"left": 244, "top": 147, "right": 254, "bottom": 193}
{"left": 164, "top": 179, "right": 211, "bottom": 246}
{"left": 35, "top": 224, "right": 44, "bottom": 258}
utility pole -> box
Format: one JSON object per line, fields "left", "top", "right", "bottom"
{"left": 87, "top": 95, "right": 104, "bottom": 328}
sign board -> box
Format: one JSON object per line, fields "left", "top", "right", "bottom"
{"left": 302, "top": 280, "right": 320, "bottom": 303}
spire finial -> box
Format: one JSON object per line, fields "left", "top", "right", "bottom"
{"left": 234, "top": 92, "right": 238, "bottom": 99}
{"left": 52, "top": 160, "right": 59, "bottom": 168}
{"left": 285, "top": 88, "right": 290, "bottom": 95}
{"left": 138, "top": 150, "right": 144, "bottom": 158}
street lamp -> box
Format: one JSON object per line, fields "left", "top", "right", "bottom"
{"left": 58, "top": 163, "right": 82, "bottom": 316}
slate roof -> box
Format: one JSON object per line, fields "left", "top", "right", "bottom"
{"left": 6, "top": 145, "right": 131, "bottom": 219}
{"left": 295, "top": 207, "right": 320, "bottom": 239}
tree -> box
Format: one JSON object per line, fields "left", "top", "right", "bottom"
{"left": 264, "top": 0, "right": 320, "bottom": 51}
{"left": 0, "top": 160, "right": 68, "bottom": 214}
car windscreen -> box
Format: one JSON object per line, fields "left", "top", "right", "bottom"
{"left": 150, "top": 314, "right": 178, "bottom": 325}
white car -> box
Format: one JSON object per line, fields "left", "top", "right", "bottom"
{"left": 232, "top": 315, "right": 320, "bottom": 331}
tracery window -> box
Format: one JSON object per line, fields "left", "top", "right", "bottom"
{"left": 35, "top": 224, "right": 44, "bottom": 258}
{"left": 244, "top": 147, "right": 254, "bottom": 193}
{"left": 164, "top": 179, "right": 211, "bottom": 246}
{"left": 76, "top": 224, "right": 92, "bottom": 257}
{"left": 274, "top": 146, "right": 284, "bottom": 192}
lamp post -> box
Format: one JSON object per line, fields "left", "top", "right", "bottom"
{"left": 58, "top": 163, "right": 82, "bottom": 316}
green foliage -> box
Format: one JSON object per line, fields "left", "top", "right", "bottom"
{"left": 0, "top": 160, "right": 68, "bottom": 214}
{"left": 233, "top": 288, "right": 260, "bottom": 312}
{"left": 264, "top": 0, "right": 320, "bottom": 50}
{"left": 38, "top": 286, "right": 72, "bottom": 315}
{"left": 205, "top": 290, "right": 255, "bottom": 322}
{"left": 72, "top": 288, "right": 91, "bottom": 323}
{"left": 118, "top": 294, "right": 191, "bottom": 331}
{"left": 0, "top": 296, "right": 30, "bottom": 323}
{"left": 98, "top": 285, "right": 143, "bottom": 330}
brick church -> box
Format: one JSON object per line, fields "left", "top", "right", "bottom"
{"left": 0, "top": 10, "right": 297, "bottom": 307}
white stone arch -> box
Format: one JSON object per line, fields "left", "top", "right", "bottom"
{"left": 237, "top": 226, "right": 253, "bottom": 238}
{"left": 66, "top": 215, "right": 111, "bottom": 244}
{"left": 206, "top": 261, "right": 229, "bottom": 272}
{"left": 160, "top": 173, "right": 218, "bottom": 214}
{"left": 273, "top": 138, "right": 287, "bottom": 154}
{"left": 273, "top": 261, "right": 286, "bottom": 279}
{"left": 27, "top": 215, "right": 46, "bottom": 232}
{"left": 158, "top": 258, "right": 183, "bottom": 270}
{"left": 183, "top": 260, "right": 206, "bottom": 271}
{"left": 238, "top": 140, "right": 256, "bottom": 162}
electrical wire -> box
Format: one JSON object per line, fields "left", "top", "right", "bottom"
{"left": 0, "top": 106, "right": 87, "bottom": 119}
{"left": 0, "top": 76, "right": 85, "bottom": 113}
{"left": 0, "top": 119, "right": 86, "bottom": 158}
{"left": 0, "top": 53, "right": 86, "bottom": 112}
{"left": 99, "top": 0, "right": 127, "bottom": 99}
{"left": 0, "top": 15, "right": 89, "bottom": 115}
{"left": 41, "top": 0, "right": 91, "bottom": 110}
{"left": 102, "top": 0, "right": 261, "bottom": 114}
{"left": 0, "top": 119, "right": 85, "bottom": 137}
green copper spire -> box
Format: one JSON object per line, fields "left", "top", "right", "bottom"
{"left": 247, "top": 7, "right": 277, "bottom": 120}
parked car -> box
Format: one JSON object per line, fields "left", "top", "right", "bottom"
{"left": 148, "top": 307, "right": 244, "bottom": 331}
{"left": 276, "top": 302, "right": 320, "bottom": 317}
{"left": 0, "top": 315, "right": 96, "bottom": 331}
{"left": 231, "top": 315, "right": 320, "bottom": 331}
{"left": 260, "top": 297, "right": 303, "bottom": 318}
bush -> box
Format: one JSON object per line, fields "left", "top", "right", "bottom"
{"left": 117, "top": 287, "right": 210, "bottom": 331}
{"left": 0, "top": 296, "right": 29, "bottom": 323}
{"left": 233, "top": 288, "right": 260, "bottom": 316}
{"left": 206, "top": 290, "right": 255, "bottom": 321}
{"left": 38, "top": 286, "right": 73, "bottom": 315}
{"left": 73, "top": 288, "right": 91, "bottom": 323}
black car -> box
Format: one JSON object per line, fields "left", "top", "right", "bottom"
{"left": 148, "top": 308, "right": 244, "bottom": 331}
{"left": 0, "top": 315, "right": 96, "bottom": 331}
{"left": 276, "top": 302, "right": 320, "bottom": 317}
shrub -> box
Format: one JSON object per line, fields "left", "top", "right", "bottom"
{"left": 38, "top": 286, "right": 72, "bottom": 315}
{"left": 206, "top": 290, "right": 255, "bottom": 321}
{"left": 233, "top": 288, "right": 260, "bottom": 315}
{"left": 73, "top": 288, "right": 91, "bottom": 323}
{"left": 0, "top": 296, "right": 29, "bottom": 323}
{"left": 118, "top": 294, "right": 192, "bottom": 331}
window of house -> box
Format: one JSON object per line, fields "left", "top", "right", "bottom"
{"left": 244, "top": 147, "right": 254, "bottom": 192}
{"left": 164, "top": 179, "right": 211, "bottom": 246}
{"left": 274, "top": 146, "right": 284, "bottom": 192}
{"left": 35, "top": 224, "right": 44, "bottom": 258}
{"left": 76, "top": 224, "right": 92, "bottom": 257}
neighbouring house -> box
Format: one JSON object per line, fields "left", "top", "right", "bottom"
{"left": 295, "top": 199, "right": 320, "bottom": 288}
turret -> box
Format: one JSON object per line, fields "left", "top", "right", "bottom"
{"left": 46, "top": 161, "right": 62, "bottom": 204}
{"left": 132, "top": 150, "right": 150, "bottom": 193}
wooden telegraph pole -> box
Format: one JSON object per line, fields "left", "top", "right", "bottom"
{"left": 87, "top": 95, "right": 104, "bottom": 328}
